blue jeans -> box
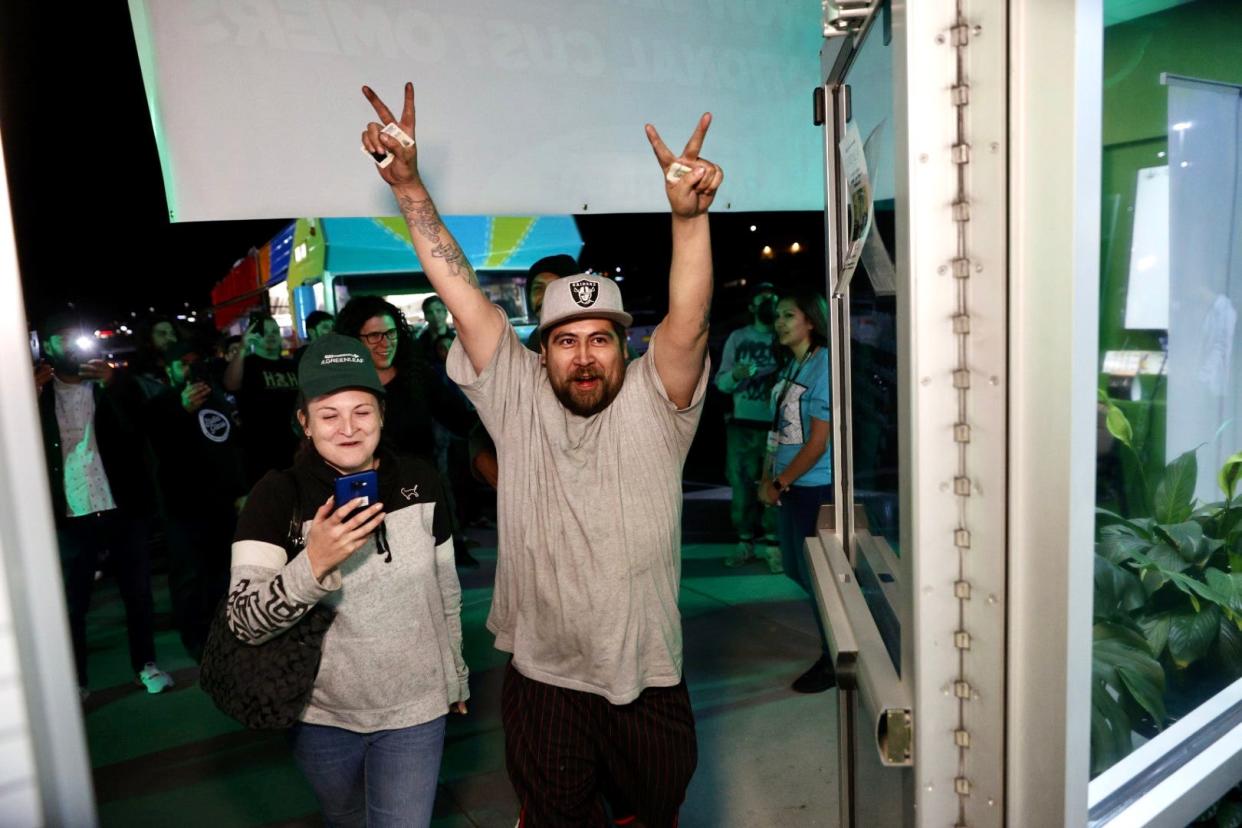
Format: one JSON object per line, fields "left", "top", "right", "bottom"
{"left": 777, "top": 484, "right": 834, "bottom": 656}
{"left": 288, "top": 717, "right": 447, "bottom": 828}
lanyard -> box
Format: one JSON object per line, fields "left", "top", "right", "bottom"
{"left": 770, "top": 346, "right": 817, "bottom": 432}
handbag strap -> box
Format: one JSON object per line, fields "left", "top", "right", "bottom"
{"left": 281, "top": 468, "right": 306, "bottom": 564}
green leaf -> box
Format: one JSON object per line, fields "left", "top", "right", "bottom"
{"left": 1155, "top": 451, "right": 1199, "bottom": 525}
{"left": 1156, "top": 522, "right": 1210, "bottom": 566}
{"left": 1139, "top": 612, "right": 1172, "bottom": 659}
{"left": 1220, "top": 451, "right": 1242, "bottom": 501}
{"left": 1095, "top": 555, "right": 1148, "bottom": 617}
{"left": 1091, "top": 679, "right": 1134, "bottom": 776}
{"left": 1142, "top": 543, "right": 1192, "bottom": 574}
{"left": 1168, "top": 605, "right": 1222, "bottom": 667}
{"left": 1165, "top": 570, "right": 1234, "bottom": 614}
{"left": 1097, "top": 508, "right": 1154, "bottom": 539}
{"left": 1094, "top": 623, "right": 1167, "bottom": 730}
{"left": 1214, "top": 798, "right": 1242, "bottom": 828}
{"left": 1215, "top": 615, "right": 1242, "bottom": 677}
{"left": 1106, "top": 405, "right": 1135, "bottom": 449}
{"left": 1204, "top": 569, "right": 1242, "bottom": 617}
{"left": 1097, "top": 530, "right": 1155, "bottom": 566}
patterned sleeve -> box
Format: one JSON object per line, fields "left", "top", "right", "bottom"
{"left": 226, "top": 471, "right": 339, "bottom": 645}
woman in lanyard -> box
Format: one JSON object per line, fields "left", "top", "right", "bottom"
{"left": 758, "top": 289, "right": 837, "bottom": 694}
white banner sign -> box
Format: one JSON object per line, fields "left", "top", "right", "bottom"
{"left": 128, "top": 0, "right": 824, "bottom": 221}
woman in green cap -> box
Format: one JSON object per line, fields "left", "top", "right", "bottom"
{"left": 225, "top": 333, "right": 469, "bottom": 827}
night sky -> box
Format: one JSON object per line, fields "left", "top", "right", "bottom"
{"left": 0, "top": 2, "right": 825, "bottom": 336}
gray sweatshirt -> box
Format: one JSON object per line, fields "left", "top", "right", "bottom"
{"left": 226, "top": 450, "right": 468, "bottom": 732}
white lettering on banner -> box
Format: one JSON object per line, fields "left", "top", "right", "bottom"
{"left": 392, "top": 9, "right": 448, "bottom": 63}
{"left": 134, "top": 0, "right": 824, "bottom": 218}
{"left": 277, "top": 0, "right": 339, "bottom": 54}
{"left": 325, "top": 1, "right": 399, "bottom": 58}
{"left": 176, "top": 2, "right": 788, "bottom": 85}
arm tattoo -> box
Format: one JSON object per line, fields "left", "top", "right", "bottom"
{"left": 697, "top": 299, "right": 711, "bottom": 337}
{"left": 397, "top": 194, "right": 479, "bottom": 286}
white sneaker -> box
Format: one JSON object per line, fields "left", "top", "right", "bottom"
{"left": 137, "top": 662, "right": 174, "bottom": 694}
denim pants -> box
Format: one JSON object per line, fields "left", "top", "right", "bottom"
{"left": 777, "top": 484, "right": 834, "bottom": 656}
{"left": 289, "top": 717, "right": 447, "bottom": 828}
{"left": 724, "top": 423, "right": 776, "bottom": 541}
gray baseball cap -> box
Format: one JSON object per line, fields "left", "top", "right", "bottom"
{"left": 537, "top": 273, "right": 633, "bottom": 335}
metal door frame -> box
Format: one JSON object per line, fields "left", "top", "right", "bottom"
{"left": 813, "top": 1, "right": 1010, "bottom": 824}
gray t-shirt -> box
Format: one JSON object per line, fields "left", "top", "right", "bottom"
{"left": 447, "top": 308, "right": 708, "bottom": 704}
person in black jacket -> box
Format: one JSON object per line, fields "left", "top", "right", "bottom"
{"left": 334, "top": 296, "right": 473, "bottom": 460}
{"left": 143, "top": 341, "right": 248, "bottom": 661}
{"left": 35, "top": 312, "right": 173, "bottom": 698}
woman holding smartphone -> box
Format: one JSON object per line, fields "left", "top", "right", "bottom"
{"left": 758, "top": 289, "right": 837, "bottom": 695}
{"left": 226, "top": 334, "right": 469, "bottom": 827}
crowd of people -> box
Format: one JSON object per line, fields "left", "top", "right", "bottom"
{"left": 32, "top": 81, "right": 838, "bottom": 827}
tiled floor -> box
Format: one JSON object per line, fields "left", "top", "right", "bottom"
{"left": 81, "top": 518, "right": 839, "bottom": 827}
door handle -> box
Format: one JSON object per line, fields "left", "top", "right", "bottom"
{"left": 806, "top": 529, "right": 914, "bottom": 767}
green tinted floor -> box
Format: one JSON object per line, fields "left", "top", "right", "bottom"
{"left": 82, "top": 530, "right": 839, "bottom": 827}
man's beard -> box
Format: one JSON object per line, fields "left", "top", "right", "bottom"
{"left": 550, "top": 365, "right": 625, "bottom": 417}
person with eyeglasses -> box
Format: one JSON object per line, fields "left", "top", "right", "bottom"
{"left": 223, "top": 311, "right": 300, "bottom": 485}
{"left": 334, "top": 296, "right": 473, "bottom": 462}
{"left": 335, "top": 297, "right": 481, "bottom": 570}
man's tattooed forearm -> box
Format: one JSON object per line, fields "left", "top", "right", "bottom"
{"left": 397, "top": 194, "right": 478, "bottom": 283}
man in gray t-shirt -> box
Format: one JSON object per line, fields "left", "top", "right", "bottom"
{"left": 360, "top": 82, "right": 723, "bottom": 826}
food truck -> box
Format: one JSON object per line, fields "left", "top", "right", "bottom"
{"left": 210, "top": 215, "right": 582, "bottom": 342}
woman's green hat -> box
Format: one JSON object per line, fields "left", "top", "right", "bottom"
{"left": 298, "top": 334, "right": 386, "bottom": 400}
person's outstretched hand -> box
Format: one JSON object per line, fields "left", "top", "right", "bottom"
{"left": 361, "top": 82, "right": 420, "bottom": 187}
{"left": 645, "top": 113, "right": 724, "bottom": 219}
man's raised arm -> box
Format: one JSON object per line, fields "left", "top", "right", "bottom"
{"left": 644, "top": 114, "right": 724, "bottom": 409}
{"left": 361, "top": 83, "right": 504, "bottom": 374}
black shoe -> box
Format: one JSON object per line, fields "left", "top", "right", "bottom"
{"left": 791, "top": 654, "right": 836, "bottom": 693}
{"left": 455, "top": 547, "right": 481, "bottom": 569}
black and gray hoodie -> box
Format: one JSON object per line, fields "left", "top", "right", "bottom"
{"left": 226, "top": 446, "right": 469, "bottom": 732}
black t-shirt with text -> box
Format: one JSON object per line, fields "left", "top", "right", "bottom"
{"left": 237, "top": 354, "right": 300, "bottom": 484}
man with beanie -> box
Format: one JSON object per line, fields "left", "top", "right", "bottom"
{"left": 360, "top": 82, "right": 722, "bottom": 826}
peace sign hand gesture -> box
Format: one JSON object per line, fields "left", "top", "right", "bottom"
{"left": 361, "top": 82, "right": 420, "bottom": 187}
{"left": 645, "top": 113, "right": 724, "bottom": 219}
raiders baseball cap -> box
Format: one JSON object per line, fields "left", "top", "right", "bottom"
{"left": 537, "top": 273, "right": 633, "bottom": 335}
{"left": 298, "top": 334, "right": 386, "bottom": 400}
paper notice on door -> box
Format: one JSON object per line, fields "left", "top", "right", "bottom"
{"left": 839, "top": 121, "right": 874, "bottom": 288}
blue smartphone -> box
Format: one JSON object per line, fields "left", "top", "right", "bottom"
{"left": 334, "top": 470, "right": 379, "bottom": 519}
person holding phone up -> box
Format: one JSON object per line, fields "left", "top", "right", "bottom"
{"left": 141, "top": 342, "right": 247, "bottom": 662}
{"left": 223, "top": 311, "right": 299, "bottom": 484}
{"left": 226, "top": 333, "right": 468, "bottom": 827}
